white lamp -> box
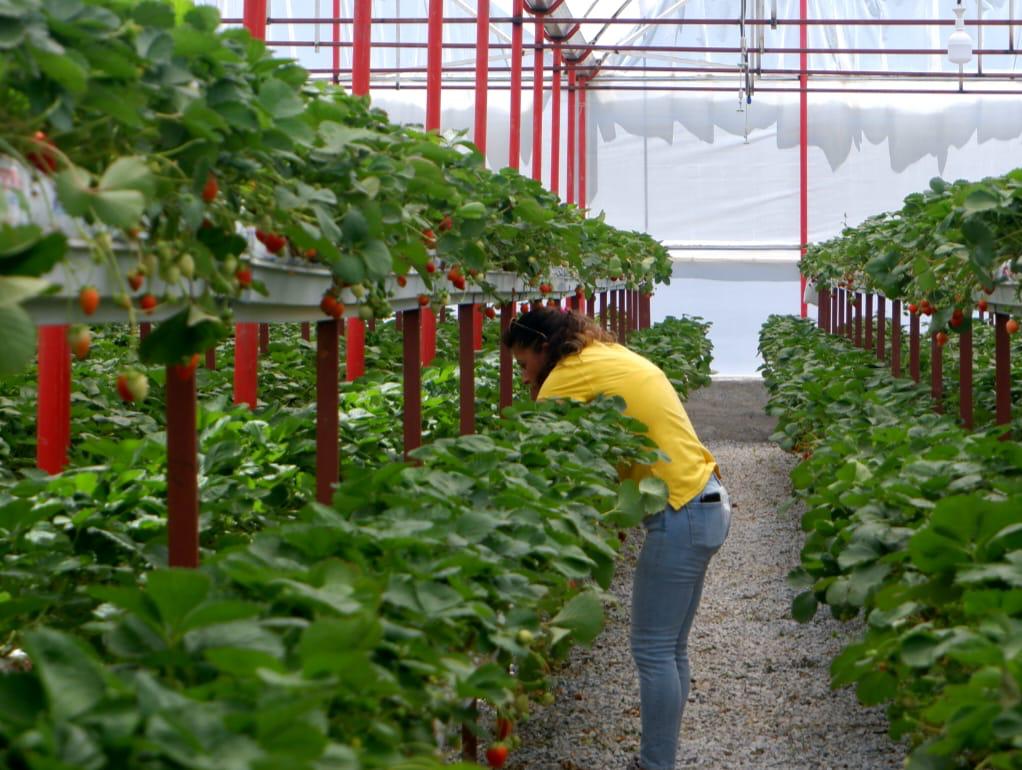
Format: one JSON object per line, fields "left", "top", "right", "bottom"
{"left": 947, "top": 4, "right": 973, "bottom": 65}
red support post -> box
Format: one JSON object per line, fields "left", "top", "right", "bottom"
{"left": 205, "top": 348, "right": 216, "bottom": 370}
{"left": 508, "top": 0, "right": 524, "bottom": 169}
{"left": 346, "top": 317, "right": 365, "bottom": 380}
{"left": 301, "top": 322, "right": 311, "bottom": 341}
{"left": 831, "top": 290, "right": 838, "bottom": 334}
{"left": 864, "top": 293, "right": 874, "bottom": 350}
{"left": 332, "top": 0, "right": 341, "bottom": 83}
{"left": 421, "top": 307, "right": 437, "bottom": 366}
{"left": 166, "top": 360, "right": 198, "bottom": 568}
{"left": 836, "top": 288, "right": 843, "bottom": 333}
{"left": 854, "top": 292, "right": 863, "bottom": 347}
{"left": 578, "top": 78, "right": 587, "bottom": 209}
{"left": 960, "top": 327, "right": 973, "bottom": 430}
{"left": 316, "top": 320, "right": 340, "bottom": 504}
{"left": 586, "top": 292, "right": 595, "bottom": 319}
{"left": 242, "top": 0, "right": 267, "bottom": 39}
{"left": 799, "top": 0, "right": 808, "bottom": 319}
{"left": 817, "top": 287, "right": 829, "bottom": 331}
{"left": 140, "top": 322, "right": 151, "bottom": 340}
{"left": 353, "top": 0, "right": 370, "bottom": 93}
{"left": 891, "top": 300, "right": 902, "bottom": 377}
{"left": 459, "top": 304, "right": 475, "bottom": 435}
{"left": 259, "top": 323, "right": 269, "bottom": 355}
{"left": 567, "top": 61, "right": 576, "bottom": 204}
{"left": 551, "top": 45, "right": 562, "bottom": 195}
{"left": 474, "top": 304, "right": 483, "bottom": 350}
{"left": 426, "top": 0, "right": 443, "bottom": 131}
{"left": 640, "top": 293, "right": 651, "bottom": 328}
{"left": 474, "top": 0, "right": 490, "bottom": 155}
{"left": 531, "top": 17, "right": 544, "bottom": 183}
{"left": 931, "top": 332, "right": 943, "bottom": 412}
{"left": 599, "top": 291, "right": 608, "bottom": 330}
{"left": 403, "top": 309, "right": 422, "bottom": 458}
{"left": 876, "top": 295, "right": 886, "bottom": 361}
{"left": 500, "top": 301, "right": 514, "bottom": 410}
{"left": 37, "top": 325, "right": 70, "bottom": 474}
{"left": 995, "top": 313, "right": 1012, "bottom": 430}
{"left": 910, "top": 312, "right": 921, "bottom": 383}
{"left": 234, "top": 323, "right": 259, "bottom": 409}
{"left": 846, "top": 292, "right": 854, "bottom": 340}
{"left": 617, "top": 290, "right": 626, "bottom": 343}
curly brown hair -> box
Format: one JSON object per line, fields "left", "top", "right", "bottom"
{"left": 501, "top": 307, "right": 616, "bottom": 388}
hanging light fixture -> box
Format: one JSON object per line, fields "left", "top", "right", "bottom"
{"left": 947, "top": 2, "right": 974, "bottom": 65}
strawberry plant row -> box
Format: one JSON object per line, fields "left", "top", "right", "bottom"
{"left": 0, "top": 0, "right": 670, "bottom": 376}
{"left": 759, "top": 314, "right": 1022, "bottom": 770}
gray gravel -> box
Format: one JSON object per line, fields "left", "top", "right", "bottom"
{"left": 502, "top": 440, "right": 904, "bottom": 770}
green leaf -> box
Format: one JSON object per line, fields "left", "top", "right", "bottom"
{"left": 99, "top": 156, "right": 155, "bottom": 198}
{"left": 0, "top": 276, "right": 49, "bottom": 306}
{"left": 362, "top": 239, "right": 392, "bottom": 281}
{"left": 22, "top": 628, "right": 107, "bottom": 720}
{"left": 258, "top": 78, "right": 306, "bottom": 119}
{"left": 0, "top": 304, "right": 37, "bottom": 376}
{"left": 792, "top": 590, "right": 818, "bottom": 622}
{"left": 0, "top": 227, "right": 67, "bottom": 277}
{"left": 90, "top": 188, "right": 145, "bottom": 228}
{"left": 549, "top": 591, "right": 603, "bottom": 646}
{"left": 855, "top": 670, "right": 897, "bottom": 706}
{"left": 962, "top": 187, "right": 1001, "bottom": 213}
{"left": 139, "top": 306, "right": 227, "bottom": 364}
{"left": 145, "top": 569, "right": 212, "bottom": 633}
{"left": 31, "top": 46, "right": 88, "bottom": 94}
{"left": 0, "top": 673, "right": 46, "bottom": 728}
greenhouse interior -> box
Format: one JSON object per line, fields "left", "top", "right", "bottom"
{"left": 1, "top": 0, "right": 1021, "bottom": 768}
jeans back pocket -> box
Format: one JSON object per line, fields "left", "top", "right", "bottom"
{"left": 690, "top": 485, "right": 732, "bottom": 550}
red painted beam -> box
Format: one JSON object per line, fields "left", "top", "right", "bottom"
{"left": 242, "top": 0, "right": 267, "bottom": 39}
{"left": 332, "top": 0, "right": 341, "bottom": 83}
{"left": 909, "top": 311, "right": 921, "bottom": 383}
{"left": 891, "top": 300, "right": 901, "bottom": 377}
{"left": 403, "top": 309, "right": 422, "bottom": 458}
{"left": 876, "top": 295, "right": 886, "bottom": 360}
{"left": 301, "top": 322, "right": 311, "bottom": 341}
{"left": 316, "top": 320, "right": 340, "bottom": 504}
{"left": 459, "top": 304, "right": 475, "bottom": 435}
{"left": 421, "top": 307, "right": 437, "bottom": 366}
{"left": 864, "top": 293, "right": 874, "bottom": 349}
{"left": 500, "top": 301, "right": 514, "bottom": 410}
{"left": 798, "top": 0, "right": 808, "bottom": 319}
{"left": 531, "top": 17, "right": 544, "bottom": 183}
{"left": 855, "top": 292, "right": 863, "bottom": 347}
{"left": 37, "top": 325, "right": 70, "bottom": 474}
{"left": 474, "top": 0, "right": 490, "bottom": 155}
{"left": 550, "top": 45, "right": 561, "bottom": 195}
{"left": 426, "top": 0, "right": 443, "bottom": 131}
{"left": 353, "top": 0, "right": 370, "bottom": 93}
{"left": 599, "top": 291, "right": 608, "bottom": 330}
{"left": 567, "top": 61, "right": 576, "bottom": 204}
{"left": 234, "top": 323, "right": 259, "bottom": 408}
{"left": 474, "top": 304, "right": 483, "bottom": 351}
{"left": 205, "top": 348, "right": 216, "bottom": 370}
{"left": 259, "top": 323, "right": 269, "bottom": 355}
{"left": 508, "top": 0, "right": 524, "bottom": 169}
{"left": 346, "top": 318, "right": 365, "bottom": 380}
{"left": 578, "top": 78, "right": 587, "bottom": 208}
{"left": 166, "top": 360, "right": 199, "bottom": 568}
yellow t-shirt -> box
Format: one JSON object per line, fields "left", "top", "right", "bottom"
{"left": 537, "top": 341, "right": 717, "bottom": 509}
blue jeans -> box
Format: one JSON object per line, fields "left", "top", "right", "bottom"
{"left": 630, "top": 474, "right": 731, "bottom": 770}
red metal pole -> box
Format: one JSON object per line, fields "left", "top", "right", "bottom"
{"left": 474, "top": 0, "right": 490, "bottom": 154}
{"left": 599, "top": 291, "right": 608, "bottom": 330}
{"left": 995, "top": 313, "right": 1012, "bottom": 429}
{"left": 641, "top": 293, "right": 651, "bottom": 328}
{"left": 891, "top": 300, "right": 901, "bottom": 377}
{"left": 617, "top": 290, "right": 626, "bottom": 343}
{"left": 234, "top": 323, "right": 259, "bottom": 408}
{"left": 37, "top": 326, "right": 69, "bottom": 474}
{"left": 550, "top": 45, "right": 562, "bottom": 195}
{"left": 586, "top": 292, "right": 594, "bottom": 319}
{"left": 578, "top": 78, "right": 587, "bottom": 208}
{"left": 799, "top": 0, "right": 808, "bottom": 318}
{"left": 346, "top": 317, "right": 365, "bottom": 380}
{"left": 508, "top": 0, "right": 524, "bottom": 169}
{"left": 854, "top": 292, "right": 862, "bottom": 347}
{"left": 242, "top": 0, "right": 268, "bottom": 38}
{"left": 474, "top": 303, "right": 483, "bottom": 350}
{"left": 332, "top": 0, "right": 341, "bottom": 83}
{"left": 500, "top": 301, "right": 514, "bottom": 410}
{"left": 818, "top": 287, "right": 829, "bottom": 331}
{"left": 909, "top": 312, "right": 921, "bottom": 382}
{"left": 865, "top": 293, "right": 874, "bottom": 349}
{"left": 960, "top": 327, "right": 973, "bottom": 430}
{"left": 531, "top": 17, "right": 544, "bottom": 183}
{"left": 931, "top": 332, "right": 943, "bottom": 412}
{"left": 140, "top": 322, "right": 151, "bottom": 340}
{"left": 301, "top": 322, "right": 311, "bottom": 341}
{"left": 876, "top": 295, "right": 886, "bottom": 360}
{"left": 316, "top": 319, "right": 340, "bottom": 504}
{"left": 421, "top": 308, "right": 437, "bottom": 366}
{"left": 846, "top": 292, "right": 854, "bottom": 340}
{"left": 259, "top": 323, "right": 269, "bottom": 355}
{"left": 459, "top": 304, "right": 475, "bottom": 435}
{"left": 567, "top": 61, "right": 576, "bottom": 204}
{"left": 166, "top": 361, "right": 198, "bottom": 568}
{"left": 404, "top": 309, "right": 422, "bottom": 458}
{"left": 426, "top": 0, "right": 443, "bottom": 130}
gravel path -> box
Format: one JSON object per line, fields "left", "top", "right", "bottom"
{"left": 503, "top": 440, "right": 904, "bottom": 770}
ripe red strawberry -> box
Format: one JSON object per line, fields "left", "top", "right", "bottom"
{"left": 907, "top": 303, "right": 918, "bottom": 315}
{"left": 949, "top": 309, "right": 964, "bottom": 328}
{"left": 418, "top": 294, "right": 430, "bottom": 306}
{"left": 1008, "top": 319, "right": 1020, "bottom": 335}
{"left": 539, "top": 283, "right": 552, "bottom": 295}
{"left": 139, "top": 293, "right": 158, "bottom": 313}
{"left": 320, "top": 294, "right": 344, "bottom": 318}
{"left": 79, "top": 286, "right": 100, "bottom": 316}
{"left": 484, "top": 306, "right": 497, "bottom": 319}
{"left": 116, "top": 370, "right": 149, "bottom": 403}
{"left": 452, "top": 276, "right": 466, "bottom": 290}
{"left": 424, "top": 261, "right": 437, "bottom": 274}
{"left": 396, "top": 275, "right": 408, "bottom": 287}
{"left": 26, "top": 131, "right": 58, "bottom": 174}
{"left": 576, "top": 286, "right": 585, "bottom": 297}
{"left": 935, "top": 331, "right": 949, "bottom": 347}
{"left": 978, "top": 299, "right": 988, "bottom": 312}
{"left": 256, "top": 230, "right": 286, "bottom": 254}
{"left": 202, "top": 173, "right": 218, "bottom": 203}
{"left": 236, "top": 267, "right": 253, "bottom": 287}
{"left": 127, "top": 272, "right": 145, "bottom": 292}
{"left": 69, "top": 326, "right": 90, "bottom": 360}
{"left": 447, "top": 266, "right": 462, "bottom": 282}
{"left": 422, "top": 228, "right": 436, "bottom": 248}
{"left": 439, "top": 214, "right": 453, "bottom": 232}
{"left": 486, "top": 743, "right": 509, "bottom": 768}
